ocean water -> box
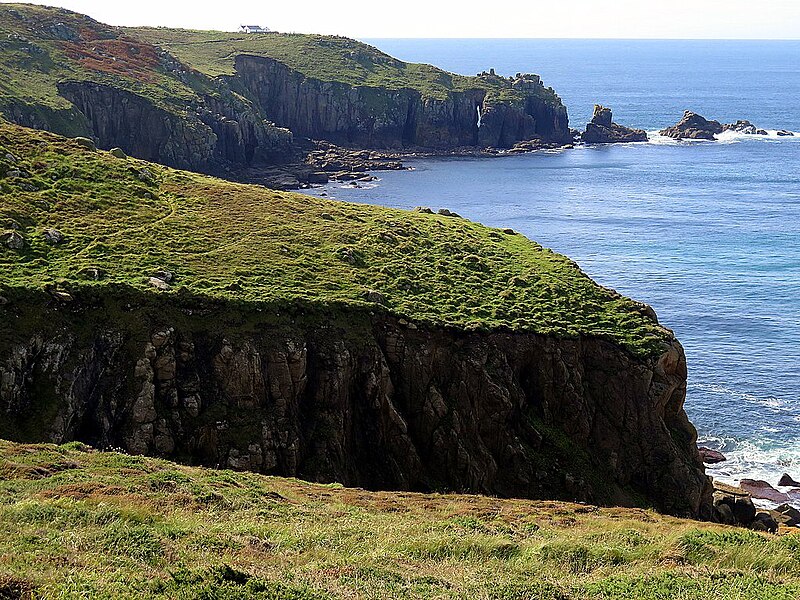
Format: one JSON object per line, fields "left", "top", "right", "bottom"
{"left": 306, "top": 40, "right": 800, "bottom": 493}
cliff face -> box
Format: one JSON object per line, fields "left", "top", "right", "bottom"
{"left": 234, "top": 55, "right": 571, "bottom": 149}
{"left": 0, "top": 295, "right": 711, "bottom": 518}
{"left": 57, "top": 81, "right": 295, "bottom": 173}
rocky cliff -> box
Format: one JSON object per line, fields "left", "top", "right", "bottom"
{"left": 0, "top": 4, "right": 571, "bottom": 171}
{"left": 0, "top": 291, "right": 710, "bottom": 518}
{"left": 233, "top": 56, "right": 570, "bottom": 149}
{"left": 0, "top": 119, "right": 709, "bottom": 519}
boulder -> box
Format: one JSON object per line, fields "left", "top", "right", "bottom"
{"left": 109, "top": 147, "right": 128, "bottom": 159}
{"left": 778, "top": 473, "right": 800, "bottom": 487}
{"left": 659, "top": 111, "right": 723, "bottom": 140}
{"left": 582, "top": 105, "right": 648, "bottom": 144}
{"left": 2, "top": 230, "right": 24, "bottom": 249}
{"left": 438, "top": 208, "right": 462, "bottom": 218}
{"left": 148, "top": 277, "right": 170, "bottom": 291}
{"left": 732, "top": 495, "right": 757, "bottom": 526}
{"left": 740, "top": 479, "right": 790, "bottom": 503}
{"left": 750, "top": 511, "right": 778, "bottom": 534}
{"left": 413, "top": 207, "right": 434, "bottom": 214}
{"left": 698, "top": 446, "right": 726, "bottom": 464}
{"left": 43, "top": 228, "right": 64, "bottom": 245}
{"left": 777, "top": 130, "right": 795, "bottom": 137}
{"left": 775, "top": 504, "right": 800, "bottom": 527}
{"left": 72, "top": 137, "right": 97, "bottom": 151}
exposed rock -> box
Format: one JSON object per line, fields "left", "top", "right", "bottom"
{"left": 779, "top": 473, "right": 800, "bottom": 487}
{"left": 43, "top": 228, "right": 64, "bottom": 245}
{"left": 77, "top": 267, "right": 104, "bottom": 281}
{"left": 659, "top": 111, "right": 723, "bottom": 140}
{"left": 413, "top": 207, "right": 434, "bottom": 214}
{"left": 49, "top": 290, "right": 73, "bottom": 303}
{"left": 775, "top": 503, "right": 800, "bottom": 527}
{"left": 698, "top": 446, "right": 726, "bottom": 464}
{"left": 777, "top": 130, "right": 795, "bottom": 137}
{"left": 750, "top": 511, "right": 778, "bottom": 533}
{"left": 732, "top": 495, "right": 757, "bottom": 526}
{"left": 582, "top": 105, "right": 648, "bottom": 144}
{"left": 2, "top": 230, "right": 24, "bottom": 250}
{"left": 503, "top": 228, "right": 517, "bottom": 235}
{"left": 153, "top": 270, "right": 174, "bottom": 283}
{"left": 437, "top": 208, "right": 462, "bottom": 218}
{"left": 148, "top": 277, "right": 170, "bottom": 291}
{"left": 722, "top": 120, "right": 760, "bottom": 135}
{"left": 740, "top": 479, "right": 790, "bottom": 504}
{"left": 109, "top": 147, "right": 127, "bottom": 159}
{"left": 363, "top": 290, "right": 386, "bottom": 304}
{"left": 0, "top": 296, "right": 712, "bottom": 518}
{"left": 71, "top": 136, "right": 97, "bottom": 151}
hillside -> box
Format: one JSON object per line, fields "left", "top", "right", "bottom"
{"left": 0, "top": 3, "right": 570, "bottom": 174}
{"left": 0, "top": 121, "right": 711, "bottom": 515}
{"left": 0, "top": 121, "right": 660, "bottom": 350}
{"left": 0, "top": 439, "right": 798, "bottom": 599}
{"left": 128, "top": 27, "right": 560, "bottom": 106}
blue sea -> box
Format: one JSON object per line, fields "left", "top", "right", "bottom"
{"left": 306, "top": 40, "right": 800, "bottom": 493}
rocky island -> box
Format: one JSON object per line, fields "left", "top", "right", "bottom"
{"left": 581, "top": 105, "right": 648, "bottom": 144}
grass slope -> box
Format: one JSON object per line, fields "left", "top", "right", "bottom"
{"left": 128, "top": 27, "right": 559, "bottom": 104}
{"left": 1, "top": 439, "right": 799, "bottom": 599}
{"left": 0, "top": 122, "right": 664, "bottom": 356}
{"left": 0, "top": 4, "right": 215, "bottom": 123}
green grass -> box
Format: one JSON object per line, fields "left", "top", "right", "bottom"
{"left": 0, "top": 4, "right": 214, "bottom": 120}
{"left": 0, "top": 121, "right": 666, "bottom": 356}
{"left": 129, "top": 27, "right": 559, "bottom": 105}
{"left": 1, "top": 439, "right": 798, "bottom": 599}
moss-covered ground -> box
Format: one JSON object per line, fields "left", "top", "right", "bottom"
{"left": 0, "top": 121, "right": 665, "bottom": 356}
{"left": 0, "top": 439, "right": 798, "bottom": 599}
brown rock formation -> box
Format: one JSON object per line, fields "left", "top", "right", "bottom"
{"left": 659, "top": 111, "right": 723, "bottom": 140}
{"left": 582, "top": 105, "right": 648, "bottom": 144}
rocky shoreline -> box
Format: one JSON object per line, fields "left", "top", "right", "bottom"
{"left": 252, "top": 106, "right": 795, "bottom": 191}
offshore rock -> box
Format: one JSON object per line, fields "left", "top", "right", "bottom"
{"left": 582, "top": 105, "right": 648, "bottom": 144}
{"left": 0, "top": 293, "right": 711, "bottom": 518}
{"left": 659, "top": 111, "right": 723, "bottom": 140}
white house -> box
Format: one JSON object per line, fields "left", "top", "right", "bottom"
{"left": 240, "top": 25, "right": 270, "bottom": 34}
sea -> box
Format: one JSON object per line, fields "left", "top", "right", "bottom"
{"left": 303, "top": 39, "right": 800, "bottom": 497}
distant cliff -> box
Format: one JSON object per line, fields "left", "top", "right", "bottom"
{"left": 233, "top": 55, "right": 570, "bottom": 149}
{"left": 0, "top": 4, "right": 570, "bottom": 176}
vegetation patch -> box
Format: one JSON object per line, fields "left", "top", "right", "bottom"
{"left": 0, "top": 121, "right": 667, "bottom": 357}
{"left": 1, "top": 440, "right": 799, "bottom": 599}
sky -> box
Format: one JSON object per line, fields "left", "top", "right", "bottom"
{"left": 2, "top": 0, "right": 800, "bottom": 39}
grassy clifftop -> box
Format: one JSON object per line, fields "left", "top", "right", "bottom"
{"left": 0, "top": 121, "right": 665, "bottom": 356}
{"left": 129, "top": 27, "right": 559, "bottom": 105}
{"left": 1, "top": 439, "right": 799, "bottom": 599}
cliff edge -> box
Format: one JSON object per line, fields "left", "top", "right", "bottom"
{"left": 0, "top": 122, "right": 710, "bottom": 517}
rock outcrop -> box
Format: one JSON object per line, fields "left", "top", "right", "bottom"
{"left": 582, "top": 105, "right": 648, "bottom": 144}
{"left": 0, "top": 291, "right": 711, "bottom": 518}
{"left": 722, "top": 120, "right": 767, "bottom": 135}
{"left": 57, "top": 81, "right": 295, "bottom": 173}
{"left": 660, "top": 111, "right": 723, "bottom": 140}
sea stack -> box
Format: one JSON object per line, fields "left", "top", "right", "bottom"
{"left": 581, "top": 105, "right": 648, "bottom": 144}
